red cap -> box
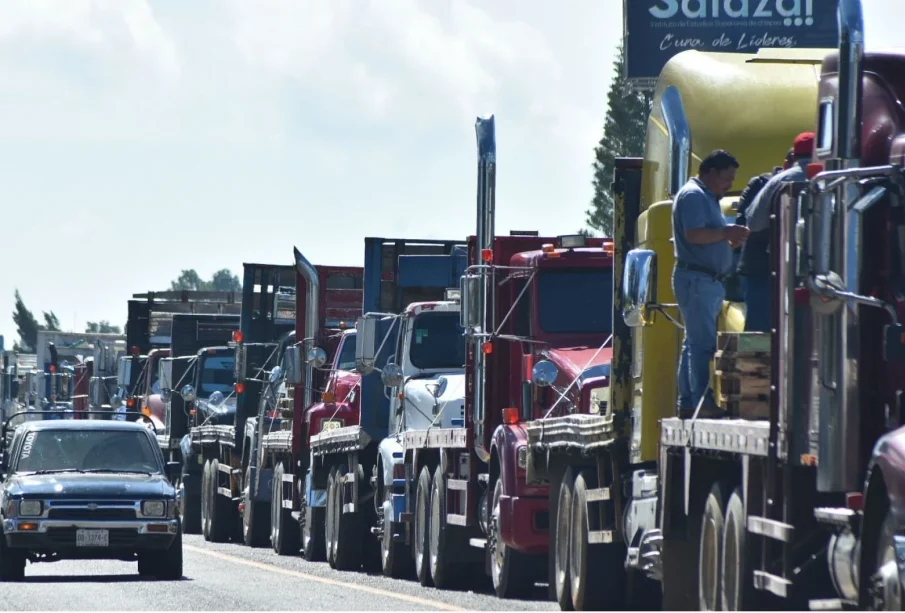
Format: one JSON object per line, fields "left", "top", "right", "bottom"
{"left": 793, "top": 132, "right": 815, "bottom": 156}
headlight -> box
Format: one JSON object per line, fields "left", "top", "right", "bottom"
{"left": 18, "top": 500, "right": 42, "bottom": 517}
{"left": 321, "top": 418, "right": 344, "bottom": 432}
{"left": 517, "top": 446, "right": 528, "bottom": 470}
{"left": 142, "top": 500, "right": 166, "bottom": 517}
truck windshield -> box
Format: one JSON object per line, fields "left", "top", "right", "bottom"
{"left": 409, "top": 312, "right": 465, "bottom": 370}
{"left": 199, "top": 352, "right": 235, "bottom": 396}
{"left": 336, "top": 336, "right": 356, "bottom": 371}
{"left": 537, "top": 269, "right": 614, "bottom": 334}
{"left": 15, "top": 429, "right": 160, "bottom": 474}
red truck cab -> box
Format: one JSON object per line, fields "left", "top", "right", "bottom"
{"left": 304, "top": 328, "right": 361, "bottom": 444}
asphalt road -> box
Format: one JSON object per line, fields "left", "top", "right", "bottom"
{"left": 0, "top": 535, "right": 558, "bottom": 611}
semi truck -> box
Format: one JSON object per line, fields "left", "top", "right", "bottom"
{"left": 306, "top": 237, "right": 467, "bottom": 572}
{"left": 245, "top": 250, "right": 362, "bottom": 554}
{"left": 117, "top": 291, "right": 241, "bottom": 423}
{"left": 526, "top": 1, "right": 905, "bottom": 610}
{"left": 395, "top": 116, "right": 616, "bottom": 598}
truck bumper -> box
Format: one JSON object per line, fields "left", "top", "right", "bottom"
{"left": 4, "top": 519, "right": 178, "bottom": 556}
{"left": 500, "top": 494, "right": 548, "bottom": 554}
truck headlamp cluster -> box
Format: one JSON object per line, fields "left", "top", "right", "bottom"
{"left": 18, "top": 500, "right": 42, "bottom": 517}
{"left": 142, "top": 500, "right": 166, "bottom": 517}
{"left": 558, "top": 235, "right": 587, "bottom": 249}
{"left": 517, "top": 446, "right": 528, "bottom": 470}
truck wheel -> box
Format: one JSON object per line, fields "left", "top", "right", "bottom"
{"left": 201, "top": 459, "right": 212, "bottom": 541}
{"left": 570, "top": 470, "right": 625, "bottom": 610}
{"left": 302, "top": 497, "right": 326, "bottom": 562}
{"left": 325, "top": 466, "right": 338, "bottom": 568}
{"left": 414, "top": 464, "right": 433, "bottom": 587}
{"left": 720, "top": 487, "right": 761, "bottom": 610}
{"left": 554, "top": 466, "right": 575, "bottom": 610}
{"left": 865, "top": 505, "right": 902, "bottom": 611}
{"left": 242, "top": 465, "right": 269, "bottom": 547}
{"left": 179, "top": 474, "right": 202, "bottom": 535}
{"left": 429, "top": 464, "right": 462, "bottom": 589}
{"left": 490, "top": 477, "right": 534, "bottom": 598}
{"left": 380, "top": 489, "right": 413, "bottom": 578}
{"left": 208, "top": 459, "right": 232, "bottom": 543}
{"left": 331, "top": 463, "right": 362, "bottom": 570}
{"left": 141, "top": 524, "right": 184, "bottom": 580}
{"left": 699, "top": 482, "right": 726, "bottom": 611}
{"left": 271, "top": 463, "right": 300, "bottom": 555}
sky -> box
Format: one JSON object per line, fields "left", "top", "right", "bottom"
{"left": 0, "top": 0, "right": 902, "bottom": 349}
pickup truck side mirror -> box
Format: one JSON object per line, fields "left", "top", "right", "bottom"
{"left": 165, "top": 461, "right": 180, "bottom": 482}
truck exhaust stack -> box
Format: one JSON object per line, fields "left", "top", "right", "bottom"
{"left": 816, "top": 0, "right": 865, "bottom": 493}
{"left": 473, "top": 115, "right": 496, "bottom": 459}
{"left": 294, "top": 246, "right": 320, "bottom": 409}
{"left": 661, "top": 86, "right": 691, "bottom": 198}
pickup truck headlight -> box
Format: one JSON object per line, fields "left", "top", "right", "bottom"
{"left": 18, "top": 500, "right": 42, "bottom": 517}
{"left": 142, "top": 500, "right": 166, "bottom": 517}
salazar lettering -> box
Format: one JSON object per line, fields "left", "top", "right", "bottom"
{"left": 649, "top": 0, "right": 816, "bottom": 24}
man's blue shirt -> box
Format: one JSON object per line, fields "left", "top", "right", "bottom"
{"left": 672, "top": 177, "right": 732, "bottom": 276}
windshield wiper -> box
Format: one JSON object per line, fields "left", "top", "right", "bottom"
{"left": 80, "top": 469, "right": 153, "bottom": 475}
{"left": 29, "top": 469, "right": 87, "bottom": 475}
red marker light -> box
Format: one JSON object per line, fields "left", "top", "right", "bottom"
{"left": 126, "top": 398, "right": 136, "bottom": 408}
{"left": 131, "top": 346, "right": 140, "bottom": 356}
{"left": 234, "top": 382, "right": 245, "bottom": 394}
{"left": 481, "top": 249, "right": 493, "bottom": 262}
{"left": 502, "top": 408, "right": 519, "bottom": 425}
{"left": 481, "top": 342, "right": 493, "bottom": 355}
{"left": 49, "top": 365, "right": 56, "bottom": 372}
{"left": 232, "top": 330, "right": 244, "bottom": 344}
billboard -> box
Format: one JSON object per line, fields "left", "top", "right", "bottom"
{"left": 624, "top": 0, "right": 841, "bottom": 86}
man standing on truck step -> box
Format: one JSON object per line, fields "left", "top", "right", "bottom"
{"left": 742, "top": 132, "right": 815, "bottom": 332}
{"left": 672, "top": 149, "right": 749, "bottom": 418}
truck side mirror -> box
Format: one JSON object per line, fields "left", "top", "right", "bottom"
{"left": 165, "top": 461, "right": 180, "bottom": 482}
{"left": 109, "top": 394, "right": 123, "bottom": 409}
{"left": 381, "top": 363, "right": 404, "bottom": 388}
{"left": 116, "top": 358, "right": 132, "bottom": 387}
{"left": 307, "top": 347, "right": 327, "bottom": 369}
{"left": 284, "top": 346, "right": 304, "bottom": 385}
{"left": 459, "top": 274, "right": 482, "bottom": 334}
{"left": 89, "top": 379, "right": 102, "bottom": 407}
{"left": 623, "top": 249, "right": 658, "bottom": 328}
{"left": 234, "top": 344, "right": 248, "bottom": 382}
{"left": 355, "top": 316, "right": 378, "bottom": 375}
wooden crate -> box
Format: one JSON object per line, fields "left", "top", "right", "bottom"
{"left": 714, "top": 332, "right": 772, "bottom": 420}
{"left": 718, "top": 393, "right": 771, "bottom": 420}
{"left": 717, "top": 331, "right": 771, "bottom": 353}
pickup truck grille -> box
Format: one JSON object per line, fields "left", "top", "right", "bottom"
{"left": 47, "top": 508, "right": 136, "bottom": 521}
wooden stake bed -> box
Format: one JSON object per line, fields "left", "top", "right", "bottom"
{"left": 715, "top": 332, "right": 771, "bottom": 420}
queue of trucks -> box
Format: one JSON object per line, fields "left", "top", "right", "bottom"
{"left": 3, "top": 1, "right": 904, "bottom": 608}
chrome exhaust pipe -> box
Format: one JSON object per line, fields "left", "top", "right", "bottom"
{"left": 294, "top": 246, "right": 320, "bottom": 410}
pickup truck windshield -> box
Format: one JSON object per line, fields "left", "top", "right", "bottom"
{"left": 15, "top": 429, "right": 160, "bottom": 474}
{"left": 409, "top": 312, "right": 465, "bottom": 370}
{"left": 537, "top": 269, "right": 614, "bottom": 335}
{"left": 336, "top": 336, "right": 356, "bottom": 371}
{"left": 199, "top": 353, "right": 235, "bottom": 396}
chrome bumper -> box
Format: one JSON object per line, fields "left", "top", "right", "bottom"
{"left": 3, "top": 518, "right": 178, "bottom": 534}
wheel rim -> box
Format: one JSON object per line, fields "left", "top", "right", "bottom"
{"left": 723, "top": 513, "right": 739, "bottom": 611}
{"left": 700, "top": 514, "right": 719, "bottom": 610}
{"left": 876, "top": 531, "right": 902, "bottom": 610}
{"left": 555, "top": 481, "right": 571, "bottom": 599}
{"left": 429, "top": 480, "right": 441, "bottom": 571}
{"left": 381, "top": 496, "right": 392, "bottom": 569}
{"left": 242, "top": 468, "right": 251, "bottom": 540}
{"left": 491, "top": 482, "right": 505, "bottom": 587}
{"left": 325, "top": 475, "right": 334, "bottom": 561}
{"left": 414, "top": 481, "right": 425, "bottom": 569}
{"left": 569, "top": 480, "right": 583, "bottom": 601}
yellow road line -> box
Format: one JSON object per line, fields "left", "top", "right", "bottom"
{"left": 184, "top": 545, "right": 468, "bottom": 611}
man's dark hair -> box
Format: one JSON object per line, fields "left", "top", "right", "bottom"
{"left": 699, "top": 149, "right": 740, "bottom": 174}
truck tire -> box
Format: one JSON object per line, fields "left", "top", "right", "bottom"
{"left": 302, "top": 497, "right": 326, "bottom": 562}
{"left": 139, "top": 524, "right": 184, "bottom": 580}
{"left": 271, "top": 462, "right": 300, "bottom": 555}
{"left": 490, "top": 477, "right": 534, "bottom": 598}
{"left": 208, "top": 459, "right": 232, "bottom": 543}
{"left": 179, "top": 474, "right": 202, "bottom": 535}
{"left": 429, "top": 464, "right": 463, "bottom": 589}
{"left": 720, "top": 487, "right": 762, "bottom": 611}
{"left": 414, "top": 464, "right": 433, "bottom": 586}
{"left": 699, "top": 482, "right": 726, "bottom": 611}
{"left": 325, "top": 466, "right": 338, "bottom": 567}
{"left": 570, "top": 469, "right": 625, "bottom": 610}
{"left": 329, "top": 463, "right": 362, "bottom": 570}
{"left": 0, "top": 535, "right": 25, "bottom": 582}
{"left": 201, "top": 459, "right": 212, "bottom": 541}
{"left": 242, "top": 465, "right": 269, "bottom": 547}
{"left": 554, "top": 466, "right": 575, "bottom": 611}
{"left": 380, "top": 488, "right": 413, "bottom": 578}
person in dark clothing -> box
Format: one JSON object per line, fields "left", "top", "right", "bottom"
{"left": 738, "top": 132, "right": 815, "bottom": 332}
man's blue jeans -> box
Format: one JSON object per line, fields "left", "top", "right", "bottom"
{"left": 744, "top": 274, "right": 771, "bottom": 332}
{"left": 673, "top": 267, "right": 725, "bottom": 410}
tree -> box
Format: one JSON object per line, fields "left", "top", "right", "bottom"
{"left": 585, "top": 44, "right": 653, "bottom": 237}
{"left": 86, "top": 321, "right": 122, "bottom": 334}
{"left": 12, "top": 290, "right": 40, "bottom": 352}
{"left": 11, "top": 290, "right": 61, "bottom": 352}
{"left": 169, "top": 268, "right": 242, "bottom": 292}
{"left": 209, "top": 269, "right": 242, "bottom": 292}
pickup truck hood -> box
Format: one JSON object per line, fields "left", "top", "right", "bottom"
{"left": 5, "top": 473, "right": 173, "bottom": 498}
{"left": 403, "top": 372, "right": 466, "bottom": 432}
{"left": 543, "top": 345, "right": 612, "bottom": 384}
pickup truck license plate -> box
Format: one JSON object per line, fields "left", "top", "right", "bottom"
{"left": 76, "top": 529, "right": 109, "bottom": 547}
